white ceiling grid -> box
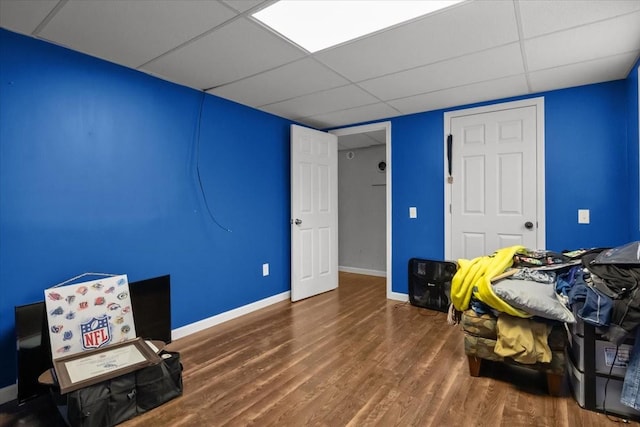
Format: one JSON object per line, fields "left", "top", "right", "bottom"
{"left": 0, "top": 0, "right": 638, "bottom": 129}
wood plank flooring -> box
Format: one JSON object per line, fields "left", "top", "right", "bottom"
{"left": 122, "top": 272, "right": 634, "bottom": 427}
{"left": 1, "top": 272, "right": 635, "bottom": 426}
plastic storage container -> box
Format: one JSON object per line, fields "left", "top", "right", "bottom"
{"left": 567, "top": 331, "right": 632, "bottom": 378}
{"left": 568, "top": 354, "right": 640, "bottom": 420}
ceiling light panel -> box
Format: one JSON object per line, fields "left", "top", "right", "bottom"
{"left": 252, "top": 0, "right": 463, "bottom": 53}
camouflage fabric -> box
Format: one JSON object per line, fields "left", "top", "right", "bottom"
{"left": 462, "top": 309, "right": 568, "bottom": 375}
{"left": 460, "top": 309, "right": 498, "bottom": 340}
{"left": 464, "top": 335, "right": 503, "bottom": 361}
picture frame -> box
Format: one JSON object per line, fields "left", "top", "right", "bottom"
{"left": 52, "top": 337, "right": 162, "bottom": 394}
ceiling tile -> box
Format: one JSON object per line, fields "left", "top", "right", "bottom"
{"left": 0, "top": 0, "right": 58, "bottom": 35}
{"left": 314, "top": 0, "right": 519, "bottom": 82}
{"left": 260, "top": 84, "right": 380, "bottom": 120}
{"left": 529, "top": 51, "right": 640, "bottom": 93}
{"left": 38, "top": 0, "right": 237, "bottom": 69}
{"left": 221, "top": 0, "right": 269, "bottom": 14}
{"left": 525, "top": 11, "right": 640, "bottom": 72}
{"left": 300, "top": 103, "right": 400, "bottom": 130}
{"left": 359, "top": 43, "right": 525, "bottom": 101}
{"left": 338, "top": 130, "right": 386, "bottom": 151}
{"left": 389, "top": 75, "right": 529, "bottom": 115}
{"left": 142, "top": 17, "right": 305, "bottom": 90}
{"left": 208, "top": 58, "right": 349, "bottom": 107}
{"left": 518, "top": 0, "right": 640, "bottom": 39}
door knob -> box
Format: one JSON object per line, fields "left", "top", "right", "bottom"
{"left": 524, "top": 221, "right": 534, "bottom": 230}
{"left": 294, "top": 219, "right": 302, "bottom": 225}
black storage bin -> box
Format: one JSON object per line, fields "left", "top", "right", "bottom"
{"left": 408, "top": 258, "right": 457, "bottom": 312}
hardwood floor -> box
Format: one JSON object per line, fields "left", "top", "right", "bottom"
{"left": 1, "top": 272, "right": 636, "bottom": 426}
{"left": 123, "top": 272, "right": 633, "bottom": 426}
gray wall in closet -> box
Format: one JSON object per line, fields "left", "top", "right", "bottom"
{"left": 338, "top": 144, "right": 386, "bottom": 274}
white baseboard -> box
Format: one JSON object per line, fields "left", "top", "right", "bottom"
{"left": 339, "top": 266, "right": 386, "bottom": 277}
{"left": 0, "top": 383, "right": 17, "bottom": 405}
{"left": 387, "top": 291, "right": 408, "bottom": 302}
{"left": 171, "top": 291, "right": 291, "bottom": 341}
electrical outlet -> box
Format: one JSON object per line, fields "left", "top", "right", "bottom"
{"left": 578, "top": 209, "right": 590, "bottom": 224}
{"left": 262, "top": 263, "right": 269, "bottom": 276}
{"left": 409, "top": 207, "right": 417, "bottom": 219}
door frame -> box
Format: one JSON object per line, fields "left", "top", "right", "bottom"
{"left": 330, "top": 121, "right": 396, "bottom": 299}
{"left": 443, "top": 97, "right": 546, "bottom": 260}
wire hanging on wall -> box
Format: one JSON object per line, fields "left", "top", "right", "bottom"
{"left": 194, "top": 91, "right": 232, "bottom": 233}
{"left": 53, "top": 272, "right": 118, "bottom": 288}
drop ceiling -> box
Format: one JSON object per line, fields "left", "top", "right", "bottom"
{"left": 1, "top": 0, "right": 639, "bottom": 130}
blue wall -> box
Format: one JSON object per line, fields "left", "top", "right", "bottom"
{"left": 0, "top": 29, "right": 292, "bottom": 388}
{"left": 627, "top": 58, "right": 640, "bottom": 241}
{"left": 1, "top": 28, "right": 638, "bottom": 391}
{"left": 389, "top": 81, "right": 632, "bottom": 294}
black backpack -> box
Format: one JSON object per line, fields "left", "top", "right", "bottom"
{"left": 582, "top": 247, "right": 640, "bottom": 300}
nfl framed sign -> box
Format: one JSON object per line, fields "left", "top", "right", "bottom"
{"left": 44, "top": 274, "right": 136, "bottom": 360}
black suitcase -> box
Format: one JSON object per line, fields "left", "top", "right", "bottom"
{"left": 408, "top": 258, "right": 457, "bottom": 312}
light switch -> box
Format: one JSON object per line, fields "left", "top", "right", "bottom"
{"left": 409, "top": 207, "right": 417, "bottom": 218}
{"left": 578, "top": 209, "right": 590, "bottom": 224}
{"left": 263, "top": 263, "right": 269, "bottom": 276}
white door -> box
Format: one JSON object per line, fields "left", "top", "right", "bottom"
{"left": 291, "top": 124, "right": 338, "bottom": 302}
{"left": 446, "top": 99, "right": 544, "bottom": 260}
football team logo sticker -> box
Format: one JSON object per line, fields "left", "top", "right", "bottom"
{"left": 80, "top": 315, "right": 112, "bottom": 349}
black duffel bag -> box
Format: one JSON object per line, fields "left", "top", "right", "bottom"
{"left": 66, "top": 372, "right": 137, "bottom": 427}
{"left": 136, "top": 351, "right": 183, "bottom": 412}
{"left": 62, "top": 350, "right": 183, "bottom": 427}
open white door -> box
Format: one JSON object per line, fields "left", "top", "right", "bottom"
{"left": 291, "top": 124, "right": 338, "bottom": 302}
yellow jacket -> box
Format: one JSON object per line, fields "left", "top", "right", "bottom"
{"left": 451, "top": 245, "right": 531, "bottom": 318}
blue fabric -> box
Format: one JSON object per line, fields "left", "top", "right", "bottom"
{"left": 556, "top": 266, "right": 581, "bottom": 296}
{"left": 568, "top": 282, "right": 613, "bottom": 327}
{"left": 470, "top": 298, "right": 493, "bottom": 315}
{"left": 621, "top": 327, "right": 640, "bottom": 410}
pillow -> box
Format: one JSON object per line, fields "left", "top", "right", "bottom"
{"left": 492, "top": 278, "right": 576, "bottom": 323}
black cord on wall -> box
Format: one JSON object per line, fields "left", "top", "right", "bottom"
{"left": 194, "top": 91, "right": 232, "bottom": 233}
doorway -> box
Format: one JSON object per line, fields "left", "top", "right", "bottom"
{"left": 330, "top": 122, "right": 393, "bottom": 299}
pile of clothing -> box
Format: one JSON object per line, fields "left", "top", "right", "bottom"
{"left": 450, "top": 241, "right": 640, "bottom": 410}
{"left": 450, "top": 245, "right": 576, "bottom": 364}
{"left": 560, "top": 242, "right": 640, "bottom": 411}
{"left": 562, "top": 243, "right": 640, "bottom": 344}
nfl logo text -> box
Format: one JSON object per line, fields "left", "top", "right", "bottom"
{"left": 81, "top": 315, "right": 112, "bottom": 350}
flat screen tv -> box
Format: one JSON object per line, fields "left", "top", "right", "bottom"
{"left": 14, "top": 301, "right": 50, "bottom": 403}
{"left": 14, "top": 274, "right": 171, "bottom": 404}
{"left": 129, "top": 274, "right": 172, "bottom": 344}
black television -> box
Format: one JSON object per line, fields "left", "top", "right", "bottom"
{"left": 14, "top": 301, "right": 51, "bottom": 403}
{"left": 128, "top": 274, "right": 172, "bottom": 344}
{"left": 14, "top": 274, "right": 171, "bottom": 404}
